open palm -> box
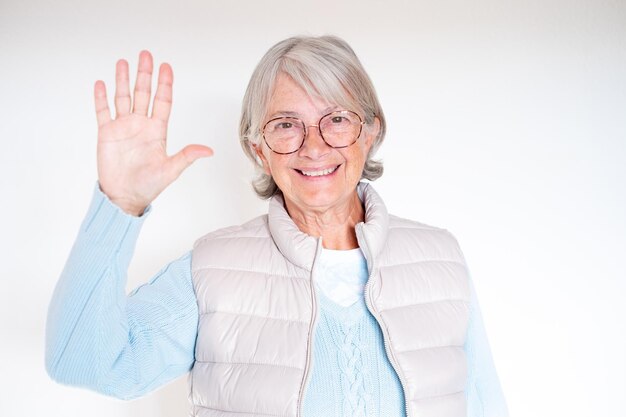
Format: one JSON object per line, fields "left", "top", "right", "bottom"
{"left": 94, "top": 51, "right": 213, "bottom": 216}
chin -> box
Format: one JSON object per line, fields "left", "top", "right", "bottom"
{"left": 286, "top": 184, "right": 357, "bottom": 213}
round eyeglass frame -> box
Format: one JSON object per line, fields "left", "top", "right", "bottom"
{"left": 261, "top": 110, "right": 366, "bottom": 155}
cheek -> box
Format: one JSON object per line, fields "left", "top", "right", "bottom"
{"left": 343, "top": 149, "right": 367, "bottom": 180}
{"left": 355, "top": 142, "right": 370, "bottom": 166}
{"left": 264, "top": 153, "right": 293, "bottom": 180}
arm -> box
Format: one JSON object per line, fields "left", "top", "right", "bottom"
{"left": 45, "top": 186, "right": 198, "bottom": 399}
{"left": 47, "top": 50, "right": 210, "bottom": 399}
{"left": 465, "top": 279, "right": 509, "bottom": 417}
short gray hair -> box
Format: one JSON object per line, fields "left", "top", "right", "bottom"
{"left": 239, "top": 35, "right": 387, "bottom": 199}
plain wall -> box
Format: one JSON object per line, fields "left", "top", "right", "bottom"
{"left": 1, "top": 0, "right": 624, "bottom": 416}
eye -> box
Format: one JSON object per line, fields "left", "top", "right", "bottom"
{"left": 276, "top": 122, "right": 293, "bottom": 129}
{"left": 331, "top": 116, "right": 347, "bottom": 124}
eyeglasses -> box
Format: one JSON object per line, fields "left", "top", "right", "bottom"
{"left": 261, "top": 110, "right": 365, "bottom": 154}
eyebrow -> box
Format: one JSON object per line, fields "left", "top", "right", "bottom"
{"left": 268, "top": 106, "right": 339, "bottom": 119}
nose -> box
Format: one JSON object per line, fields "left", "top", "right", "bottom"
{"left": 298, "top": 124, "right": 331, "bottom": 158}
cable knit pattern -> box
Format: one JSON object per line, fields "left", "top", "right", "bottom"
{"left": 302, "top": 291, "right": 405, "bottom": 417}
{"left": 336, "top": 306, "right": 368, "bottom": 416}
{"left": 344, "top": 336, "right": 367, "bottom": 412}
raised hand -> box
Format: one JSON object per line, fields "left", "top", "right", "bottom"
{"left": 94, "top": 51, "right": 213, "bottom": 216}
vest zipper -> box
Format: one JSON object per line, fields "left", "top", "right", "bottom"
{"left": 296, "top": 238, "right": 323, "bottom": 417}
{"left": 357, "top": 225, "right": 412, "bottom": 417}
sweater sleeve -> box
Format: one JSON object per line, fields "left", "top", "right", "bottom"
{"left": 464, "top": 278, "right": 509, "bottom": 417}
{"left": 45, "top": 185, "right": 198, "bottom": 399}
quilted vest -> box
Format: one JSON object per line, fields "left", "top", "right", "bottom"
{"left": 190, "top": 183, "right": 471, "bottom": 417}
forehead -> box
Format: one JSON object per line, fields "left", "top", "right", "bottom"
{"left": 265, "top": 72, "right": 359, "bottom": 120}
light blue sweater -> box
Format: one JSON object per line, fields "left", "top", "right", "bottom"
{"left": 45, "top": 187, "right": 508, "bottom": 416}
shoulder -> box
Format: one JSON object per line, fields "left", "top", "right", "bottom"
{"left": 383, "top": 213, "right": 465, "bottom": 262}
{"left": 193, "top": 214, "right": 270, "bottom": 248}
{"left": 191, "top": 214, "right": 275, "bottom": 269}
{"left": 360, "top": 182, "right": 465, "bottom": 261}
{"left": 388, "top": 214, "right": 460, "bottom": 246}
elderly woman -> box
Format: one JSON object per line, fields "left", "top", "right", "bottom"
{"left": 46, "top": 36, "right": 508, "bottom": 417}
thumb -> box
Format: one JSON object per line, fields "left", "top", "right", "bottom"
{"left": 167, "top": 144, "right": 214, "bottom": 179}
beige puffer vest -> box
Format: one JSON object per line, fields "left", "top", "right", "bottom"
{"left": 190, "top": 183, "right": 471, "bottom": 417}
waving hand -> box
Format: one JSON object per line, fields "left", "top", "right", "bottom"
{"left": 94, "top": 51, "right": 213, "bottom": 216}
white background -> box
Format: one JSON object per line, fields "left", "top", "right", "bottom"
{"left": 1, "top": 0, "right": 624, "bottom": 416}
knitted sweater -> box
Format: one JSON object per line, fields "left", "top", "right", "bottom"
{"left": 45, "top": 186, "right": 509, "bottom": 416}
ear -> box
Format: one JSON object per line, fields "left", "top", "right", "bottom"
{"left": 253, "top": 143, "right": 272, "bottom": 175}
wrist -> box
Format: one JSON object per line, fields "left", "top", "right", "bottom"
{"left": 113, "top": 201, "right": 147, "bottom": 217}
{"left": 97, "top": 184, "right": 148, "bottom": 217}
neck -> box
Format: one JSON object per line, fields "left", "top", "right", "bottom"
{"left": 284, "top": 191, "right": 364, "bottom": 250}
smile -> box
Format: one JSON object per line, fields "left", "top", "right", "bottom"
{"left": 297, "top": 165, "right": 340, "bottom": 177}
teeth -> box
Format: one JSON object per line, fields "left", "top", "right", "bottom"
{"left": 300, "top": 166, "right": 338, "bottom": 177}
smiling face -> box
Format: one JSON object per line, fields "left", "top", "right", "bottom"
{"left": 255, "top": 74, "right": 379, "bottom": 216}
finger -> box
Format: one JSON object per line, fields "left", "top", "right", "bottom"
{"left": 114, "top": 59, "right": 131, "bottom": 116}
{"left": 94, "top": 80, "right": 112, "bottom": 127}
{"left": 167, "top": 145, "right": 214, "bottom": 179}
{"left": 132, "top": 50, "right": 153, "bottom": 115}
{"left": 151, "top": 63, "right": 173, "bottom": 122}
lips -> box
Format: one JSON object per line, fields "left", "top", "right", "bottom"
{"left": 296, "top": 165, "right": 340, "bottom": 177}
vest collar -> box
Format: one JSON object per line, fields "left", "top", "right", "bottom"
{"left": 267, "top": 182, "right": 389, "bottom": 271}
